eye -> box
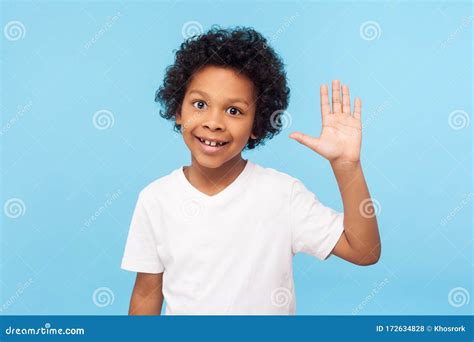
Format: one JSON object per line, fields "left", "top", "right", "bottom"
{"left": 192, "top": 100, "right": 207, "bottom": 110}
{"left": 226, "top": 107, "right": 242, "bottom": 116}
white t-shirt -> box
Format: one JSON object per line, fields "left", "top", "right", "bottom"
{"left": 121, "top": 159, "right": 344, "bottom": 315}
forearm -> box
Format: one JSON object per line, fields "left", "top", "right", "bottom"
{"left": 128, "top": 273, "right": 164, "bottom": 315}
{"left": 129, "top": 290, "right": 163, "bottom": 315}
{"left": 331, "top": 161, "right": 381, "bottom": 263}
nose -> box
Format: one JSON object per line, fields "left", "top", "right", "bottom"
{"left": 202, "top": 108, "right": 225, "bottom": 132}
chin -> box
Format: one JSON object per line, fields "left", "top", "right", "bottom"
{"left": 193, "top": 154, "right": 230, "bottom": 169}
{"left": 194, "top": 157, "right": 221, "bottom": 169}
{"left": 193, "top": 149, "right": 245, "bottom": 170}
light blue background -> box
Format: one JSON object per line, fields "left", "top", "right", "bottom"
{"left": 1, "top": 0, "right": 472, "bottom": 315}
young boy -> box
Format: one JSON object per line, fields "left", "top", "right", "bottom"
{"left": 121, "top": 27, "right": 381, "bottom": 315}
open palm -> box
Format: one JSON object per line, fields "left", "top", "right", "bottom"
{"left": 290, "top": 80, "right": 362, "bottom": 167}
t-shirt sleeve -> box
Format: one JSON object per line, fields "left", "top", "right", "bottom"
{"left": 290, "top": 179, "right": 345, "bottom": 260}
{"left": 121, "top": 193, "right": 165, "bottom": 273}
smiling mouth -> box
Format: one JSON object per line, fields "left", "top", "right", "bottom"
{"left": 195, "top": 136, "right": 229, "bottom": 147}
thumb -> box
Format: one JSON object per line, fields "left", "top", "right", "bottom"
{"left": 289, "top": 132, "right": 321, "bottom": 153}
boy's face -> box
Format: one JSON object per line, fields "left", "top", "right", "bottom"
{"left": 176, "top": 65, "right": 257, "bottom": 169}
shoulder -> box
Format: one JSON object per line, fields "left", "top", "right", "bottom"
{"left": 250, "top": 161, "right": 316, "bottom": 202}
{"left": 250, "top": 161, "right": 302, "bottom": 192}
{"left": 137, "top": 167, "right": 182, "bottom": 201}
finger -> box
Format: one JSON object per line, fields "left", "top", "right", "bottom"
{"left": 332, "top": 80, "right": 342, "bottom": 114}
{"left": 353, "top": 97, "right": 362, "bottom": 120}
{"left": 289, "top": 132, "right": 321, "bottom": 152}
{"left": 320, "top": 84, "right": 330, "bottom": 117}
{"left": 342, "top": 84, "right": 351, "bottom": 115}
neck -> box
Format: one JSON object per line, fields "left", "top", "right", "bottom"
{"left": 185, "top": 154, "right": 247, "bottom": 195}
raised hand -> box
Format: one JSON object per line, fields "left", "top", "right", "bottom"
{"left": 289, "top": 80, "right": 362, "bottom": 169}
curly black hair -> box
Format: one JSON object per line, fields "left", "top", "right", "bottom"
{"left": 155, "top": 26, "right": 290, "bottom": 150}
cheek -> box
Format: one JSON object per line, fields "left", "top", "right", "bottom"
{"left": 228, "top": 122, "right": 254, "bottom": 146}
{"left": 179, "top": 110, "right": 200, "bottom": 133}
{"left": 237, "top": 116, "right": 255, "bottom": 137}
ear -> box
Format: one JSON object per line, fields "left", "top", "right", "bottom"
{"left": 250, "top": 132, "right": 257, "bottom": 140}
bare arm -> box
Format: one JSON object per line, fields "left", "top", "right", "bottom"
{"left": 330, "top": 161, "right": 381, "bottom": 265}
{"left": 290, "top": 80, "right": 381, "bottom": 266}
{"left": 128, "top": 272, "right": 164, "bottom": 315}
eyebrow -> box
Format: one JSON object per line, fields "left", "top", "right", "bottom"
{"left": 187, "top": 89, "right": 250, "bottom": 107}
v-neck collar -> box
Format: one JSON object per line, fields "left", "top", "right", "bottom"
{"left": 178, "top": 159, "right": 254, "bottom": 201}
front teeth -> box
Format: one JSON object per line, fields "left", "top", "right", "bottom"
{"left": 199, "top": 138, "right": 226, "bottom": 147}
